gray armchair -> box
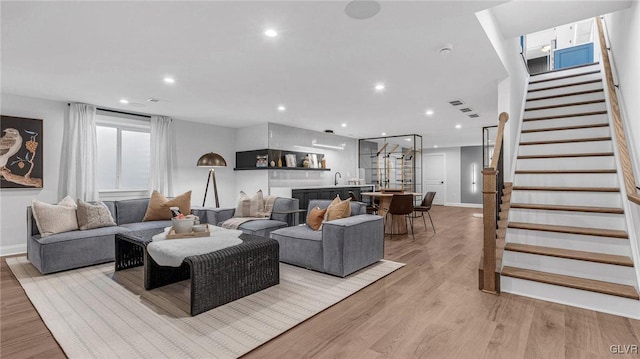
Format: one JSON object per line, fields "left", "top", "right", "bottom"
{"left": 270, "top": 199, "right": 384, "bottom": 277}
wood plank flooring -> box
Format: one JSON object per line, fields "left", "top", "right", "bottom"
{"left": 2, "top": 206, "right": 640, "bottom": 358}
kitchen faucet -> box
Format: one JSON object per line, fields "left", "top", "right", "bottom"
{"left": 334, "top": 172, "right": 342, "bottom": 186}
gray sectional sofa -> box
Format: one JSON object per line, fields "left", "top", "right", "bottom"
{"left": 270, "top": 199, "right": 384, "bottom": 277}
{"left": 27, "top": 198, "right": 209, "bottom": 274}
{"left": 206, "top": 197, "right": 300, "bottom": 238}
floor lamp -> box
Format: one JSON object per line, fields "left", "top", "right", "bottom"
{"left": 197, "top": 152, "right": 227, "bottom": 207}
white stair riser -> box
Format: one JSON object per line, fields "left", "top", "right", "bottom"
{"left": 518, "top": 141, "right": 612, "bottom": 156}
{"left": 520, "top": 126, "right": 611, "bottom": 142}
{"left": 514, "top": 173, "right": 618, "bottom": 187}
{"left": 511, "top": 190, "right": 622, "bottom": 208}
{"left": 527, "top": 81, "right": 603, "bottom": 100}
{"left": 521, "top": 114, "right": 608, "bottom": 131}
{"left": 524, "top": 102, "right": 607, "bottom": 119}
{"left": 525, "top": 91, "right": 605, "bottom": 109}
{"left": 502, "top": 251, "right": 636, "bottom": 285}
{"left": 500, "top": 277, "right": 640, "bottom": 319}
{"left": 506, "top": 228, "right": 631, "bottom": 256}
{"left": 528, "top": 64, "right": 601, "bottom": 82}
{"left": 528, "top": 72, "right": 603, "bottom": 91}
{"left": 509, "top": 209, "right": 626, "bottom": 230}
{"left": 516, "top": 156, "right": 616, "bottom": 170}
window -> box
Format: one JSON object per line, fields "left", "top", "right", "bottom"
{"left": 95, "top": 111, "right": 150, "bottom": 192}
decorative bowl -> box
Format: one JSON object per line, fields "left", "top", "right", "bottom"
{"left": 172, "top": 217, "right": 195, "bottom": 234}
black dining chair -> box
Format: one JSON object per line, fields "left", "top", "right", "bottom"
{"left": 414, "top": 192, "right": 436, "bottom": 232}
{"left": 386, "top": 193, "right": 415, "bottom": 240}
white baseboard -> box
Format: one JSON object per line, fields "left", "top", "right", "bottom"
{"left": 0, "top": 244, "right": 27, "bottom": 257}
{"left": 444, "top": 202, "right": 483, "bottom": 209}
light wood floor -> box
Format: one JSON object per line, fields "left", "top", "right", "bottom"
{"left": 2, "top": 206, "right": 640, "bottom": 358}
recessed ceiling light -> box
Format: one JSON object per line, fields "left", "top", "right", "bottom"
{"left": 425, "top": 109, "right": 434, "bottom": 116}
{"left": 541, "top": 45, "right": 551, "bottom": 53}
{"left": 119, "top": 99, "right": 129, "bottom": 104}
{"left": 264, "top": 29, "right": 278, "bottom": 37}
{"left": 381, "top": 132, "right": 386, "bottom": 136}
{"left": 341, "top": 123, "right": 347, "bottom": 127}
{"left": 405, "top": 138, "right": 412, "bottom": 142}
{"left": 434, "top": 145, "right": 438, "bottom": 148}
{"left": 345, "top": 0, "right": 381, "bottom": 20}
{"left": 374, "top": 83, "right": 385, "bottom": 91}
{"left": 455, "top": 124, "right": 462, "bottom": 129}
{"left": 163, "top": 77, "right": 175, "bottom": 84}
{"left": 277, "top": 105, "right": 286, "bottom": 112}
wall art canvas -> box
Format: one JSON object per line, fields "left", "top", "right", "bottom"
{"left": 1, "top": 115, "right": 43, "bottom": 188}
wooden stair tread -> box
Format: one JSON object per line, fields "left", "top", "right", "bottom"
{"left": 528, "top": 70, "right": 601, "bottom": 85}
{"left": 524, "top": 111, "right": 607, "bottom": 122}
{"left": 517, "top": 152, "right": 613, "bottom": 159}
{"left": 519, "top": 137, "right": 611, "bottom": 146}
{"left": 512, "top": 186, "right": 619, "bottom": 192}
{"left": 504, "top": 243, "right": 633, "bottom": 266}
{"left": 508, "top": 222, "right": 628, "bottom": 239}
{"left": 501, "top": 266, "right": 639, "bottom": 300}
{"left": 515, "top": 169, "right": 616, "bottom": 174}
{"left": 521, "top": 122, "right": 608, "bottom": 133}
{"left": 525, "top": 99, "right": 605, "bottom": 111}
{"left": 510, "top": 203, "right": 624, "bottom": 214}
{"left": 527, "top": 89, "right": 604, "bottom": 102}
{"left": 528, "top": 79, "right": 601, "bottom": 93}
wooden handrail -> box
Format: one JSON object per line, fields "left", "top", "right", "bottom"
{"left": 489, "top": 112, "right": 510, "bottom": 170}
{"left": 596, "top": 17, "right": 640, "bottom": 206}
{"left": 481, "top": 111, "right": 509, "bottom": 294}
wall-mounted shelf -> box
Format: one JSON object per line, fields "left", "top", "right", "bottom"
{"left": 234, "top": 167, "right": 331, "bottom": 171}
{"left": 235, "top": 149, "right": 329, "bottom": 171}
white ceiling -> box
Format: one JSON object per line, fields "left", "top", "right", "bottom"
{"left": 0, "top": 1, "right": 632, "bottom": 148}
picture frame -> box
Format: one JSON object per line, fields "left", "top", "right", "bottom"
{"left": 1, "top": 115, "right": 43, "bottom": 188}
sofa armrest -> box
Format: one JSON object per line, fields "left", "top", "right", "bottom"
{"left": 200, "top": 207, "right": 235, "bottom": 225}
{"left": 321, "top": 214, "right": 384, "bottom": 277}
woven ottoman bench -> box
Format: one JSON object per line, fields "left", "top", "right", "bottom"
{"left": 114, "top": 228, "right": 279, "bottom": 316}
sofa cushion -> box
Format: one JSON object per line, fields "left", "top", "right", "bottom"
{"left": 143, "top": 190, "right": 192, "bottom": 221}
{"left": 270, "top": 225, "right": 324, "bottom": 271}
{"left": 306, "top": 206, "right": 326, "bottom": 231}
{"left": 34, "top": 225, "right": 130, "bottom": 245}
{"left": 217, "top": 219, "right": 287, "bottom": 237}
{"left": 270, "top": 197, "right": 299, "bottom": 222}
{"left": 325, "top": 197, "right": 351, "bottom": 221}
{"left": 234, "top": 190, "right": 264, "bottom": 218}
{"left": 77, "top": 200, "right": 116, "bottom": 230}
{"left": 31, "top": 196, "right": 79, "bottom": 237}
{"left": 308, "top": 199, "right": 365, "bottom": 217}
{"left": 120, "top": 220, "right": 172, "bottom": 231}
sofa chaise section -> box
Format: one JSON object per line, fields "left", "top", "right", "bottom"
{"left": 208, "top": 197, "right": 300, "bottom": 238}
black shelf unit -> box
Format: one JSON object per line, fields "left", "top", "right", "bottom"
{"left": 235, "top": 149, "right": 329, "bottom": 171}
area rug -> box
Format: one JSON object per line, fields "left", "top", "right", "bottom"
{"left": 7, "top": 257, "right": 404, "bottom": 359}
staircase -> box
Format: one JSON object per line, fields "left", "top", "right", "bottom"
{"left": 500, "top": 63, "right": 640, "bottom": 318}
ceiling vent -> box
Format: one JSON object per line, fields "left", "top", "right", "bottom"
{"left": 449, "top": 100, "right": 464, "bottom": 106}
{"left": 459, "top": 107, "right": 473, "bottom": 113}
{"left": 468, "top": 114, "right": 480, "bottom": 118}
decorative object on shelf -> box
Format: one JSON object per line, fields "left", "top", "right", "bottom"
{"left": 285, "top": 153, "right": 297, "bottom": 167}
{"left": 321, "top": 156, "right": 326, "bottom": 169}
{"left": 303, "top": 154, "right": 310, "bottom": 168}
{"left": 310, "top": 154, "right": 318, "bottom": 168}
{"left": 270, "top": 160, "right": 276, "bottom": 167}
{"left": 0, "top": 115, "right": 43, "bottom": 188}
{"left": 197, "top": 152, "right": 227, "bottom": 208}
{"left": 277, "top": 158, "right": 283, "bottom": 167}
{"left": 256, "top": 155, "right": 268, "bottom": 167}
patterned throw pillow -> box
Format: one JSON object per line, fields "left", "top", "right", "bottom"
{"left": 143, "top": 190, "right": 192, "bottom": 221}
{"left": 306, "top": 206, "right": 327, "bottom": 231}
{"left": 76, "top": 200, "right": 116, "bottom": 230}
{"left": 234, "top": 190, "right": 265, "bottom": 218}
{"left": 31, "top": 196, "right": 79, "bottom": 237}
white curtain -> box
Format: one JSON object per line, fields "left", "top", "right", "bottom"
{"left": 59, "top": 103, "right": 98, "bottom": 201}
{"left": 149, "top": 115, "right": 176, "bottom": 196}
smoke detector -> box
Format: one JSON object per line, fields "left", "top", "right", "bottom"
{"left": 438, "top": 44, "right": 453, "bottom": 55}
{"left": 345, "top": 1, "right": 381, "bottom": 20}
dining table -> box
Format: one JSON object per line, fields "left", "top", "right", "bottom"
{"left": 361, "top": 192, "right": 423, "bottom": 234}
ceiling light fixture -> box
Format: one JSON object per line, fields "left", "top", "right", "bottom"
{"left": 119, "top": 99, "right": 129, "bottom": 104}
{"left": 264, "top": 29, "right": 278, "bottom": 37}
{"left": 455, "top": 124, "right": 462, "bottom": 129}
{"left": 425, "top": 109, "right": 434, "bottom": 116}
{"left": 374, "top": 83, "right": 385, "bottom": 91}
{"left": 541, "top": 45, "right": 551, "bottom": 53}
{"left": 434, "top": 145, "right": 438, "bottom": 148}
{"left": 345, "top": 0, "right": 381, "bottom": 20}
{"left": 405, "top": 138, "right": 412, "bottom": 142}
{"left": 163, "top": 77, "right": 175, "bottom": 84}
{"left": 381, "top": 132, "right": 386, "bottom": 136}
{"left": 277, "top": 105, "right": 286, "bottom": 111}
{"left": 341, "top": 123, "right": 347, "bottom": 127}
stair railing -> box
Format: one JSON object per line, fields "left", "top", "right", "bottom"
{"left": 596, "top": 17, "right": 640, "bottom": 206}
{"left": 481, "top": 112, "right": 509, "bottom": 294}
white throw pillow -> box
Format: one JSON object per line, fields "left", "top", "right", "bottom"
{"left": 32, "top": 196, "right": 79, "bottom": 237}
{"left": 234, "top": 190, "right": 265, "bottom": 218}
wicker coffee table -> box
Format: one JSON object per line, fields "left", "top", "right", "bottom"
{"left": 115, "top": 228, "right": 279, "bottom": 316}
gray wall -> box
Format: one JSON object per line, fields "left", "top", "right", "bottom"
{"left": 460, "top": 146, "right": 483, "bottom": 204}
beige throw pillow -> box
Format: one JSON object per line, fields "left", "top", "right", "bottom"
{"left": 31, "top": 196, "right": 79, "bottom": 237}
{"left": 234, "top": 190, "right": 264, "bottom": 218}
{"left": 76, "top": 200, "right": 116, "bottom": 230}
{"left": 324, "top": 196, "right": 352, "bottom": 222}
{"left": 143, "top": 190, "right": 192, "bottom": 221}
{"left": 306, "top": 206, "right": 327, "bottom": 231}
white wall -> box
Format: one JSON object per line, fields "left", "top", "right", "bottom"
{"left": 423, "top": 147, "right": 461, "bottom": 206}
{"left": 0, "top": 94, "right": 67, "bottom": 255}
{"left": 233, "top": 123, "right": 269, "bottom": 196}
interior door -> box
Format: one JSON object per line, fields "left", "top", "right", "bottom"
{"left": 423, "top": 154, "right": 445, "bottom": 205}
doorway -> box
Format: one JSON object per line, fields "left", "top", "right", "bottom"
{"left": 423, "top": 154, "right": 445, "bottom": 205}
